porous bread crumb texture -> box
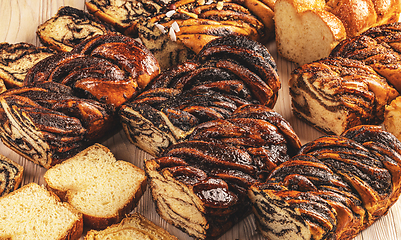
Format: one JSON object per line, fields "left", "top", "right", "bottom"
{"left": 275, "top": 1, "right": 336, "bottom": 65}
{"left": 44, "top": 144, "right": 146, "bottom": 217}
{"left": 0, "top": 183, "right": 81, "bottom": 240}
{"left": 85, "top": 212, "right": 179, "bottom": 240}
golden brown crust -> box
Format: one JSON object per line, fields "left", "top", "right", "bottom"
{"left": 326, "top": 0, "right": 378, "bottom": 37}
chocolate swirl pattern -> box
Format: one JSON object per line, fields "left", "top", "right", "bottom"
{"left": 145, "top": 104, "right": 301, "bottom": 239}
{"left": 330, "top": 22, "right": 401, "bottom": 93}
{"left": 249, "top": 125, "right": 401, "bottom": 240}
{"left": 119, "top": 35, "right": 280, "bottom": 156}
{"left": 144, "top": 0, "right": 274, "bottom": 53}
{"left": 0, "top": 42, "right": 55, "bottom": 89}
{"left": 0, "top": 34, "right": 159, "bottom": 168}
{"left": 37, "top": 6, "right": 117, "bottom": 52}
{"left": 290, "top": 57, "right": 398, "bottom": 135}
{"left": 0, "top": 154, "right": 23, "bottom": 197}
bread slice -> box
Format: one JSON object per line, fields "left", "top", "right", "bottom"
{"left": 0, "top": 183, "right": 83, "bottom": 240}
{"left": 0, "top": 154, "right": 23, "bottom": 197}
{"left": 274, "top": 0, "right": 346, "bottom": 65}
{"left": 44, "top": 143, "right": 147, "bottom": 230}
{"left": 85, "top": 212, "right": 178, "bottom": 240}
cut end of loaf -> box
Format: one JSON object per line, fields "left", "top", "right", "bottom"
{"left": 44, "top": 143, "right": 147, "bottom": 229}
{"left": 275, "top": 0, "right": 346, "bottom": 65}
{"left": 248, "top": 186, "right": 311, "bottom": 240}
{"left": 145, "top": 159, "right": 208, "bottom": 239}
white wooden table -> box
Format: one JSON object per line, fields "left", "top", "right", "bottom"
{"left": 0, "top": 0, "right": 400, "bottom": 239}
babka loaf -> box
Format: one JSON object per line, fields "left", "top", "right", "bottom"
{"left": 289, "top": 57, "right": 398, "bottom": 135}
{"left": 87, "top": 0, "right": 275, "bottom": 69}
{"left": 0, "top": 34, "right": 159, "bottom": 168}
{"left": 86, "top": 0, "right": 165, "bottom": 36}
{"left": 44, "top": 144, "right": 147, "bottom": 230}
{"left": 145, "top": 104, "right": 301, "bottom": 239}
{"left": 0, "top": 154, "right": 23, "bottom": 197}
{"left": 143, "top": 0, "right": 273, "bottom": 52}
{"left": 248, "top": 125, "right": 401, "bottom": 240}
{"left": 136, "top": 19, "right": 195, "bottom": 70}
{"left": 119, "top": 35, "right": 280, "bottom": 156}
{"left": 330, "top": 22, "right": 401, "bottom": 92}
{"left": 37, "top": 6, "right": 117, "bottom": 52}
{"left": 85, "top": 212, "right": 178, "bottom": 240}
{"left": 0, "top": 42, "right": 55, "bottom": 88}
{"left": 274, "top": 0, "right": 401, "bottom": 65}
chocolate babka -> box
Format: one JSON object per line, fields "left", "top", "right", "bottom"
{"left": 87, "top": 0, "right": 275, "bottom": 69}
{"left": 330, "top": 22, "right": 401, "bottom": 93}
{"left": 119, "top": 35, "right": 280, "bottom": 156}
{"left": 145, "top": 104, "right": 301, "bottom": 239}
{"left": 248, "top": 125, "right": 401, "bottom": 240}
{"left": 289, "top": 57, "right": 398, "bottom": 135}
{"left": 0, "top": 154, "right": 23, "bottom": 197}
{"left": 37, "top": 6, "right": 117, "bottom": 52}
{"left": 0, "top": 42, "right": 55, "bottom": 88}
{"left": 0, "top": 34, "right": 159, "bottom": 168}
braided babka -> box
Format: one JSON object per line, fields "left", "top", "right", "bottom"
{"left": 37, "top": 6, "right": 117, "bottom": 52}
{"left": 119, "top": 35, "right": 280, "bottom": 156}
{"left": 248, "top": 125, "right": 401, "bottom": 240}
{"left": 289, "top": 57, "right": 398, "bottom": 135}
{"left": 330, "top": 22, "right": 401, "bottom": 93}
{"left": 86, "top": 0, "right": 274, "bottom": 69}
{"left": 0, "top": 154, "right": 23, "bottom": 197}
{"left": 145, "top": 104, "right": 301, "bottom": 239}
{"left": 0, "top": 34, "right": 159, "bottom": 168}
{"left": 0, "top": 42, "right": 55, "bottom": 88}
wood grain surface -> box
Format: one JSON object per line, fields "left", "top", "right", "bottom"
{"left": 0, "top": 0, "right": 400, "bottom": 239}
